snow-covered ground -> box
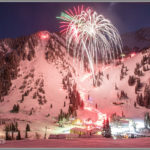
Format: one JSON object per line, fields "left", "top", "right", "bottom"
{"left": 76, "top": 50, "right": 150, "bottom": 120}
{"left": 1, "top": 137, "right": 150, "bottom": 148}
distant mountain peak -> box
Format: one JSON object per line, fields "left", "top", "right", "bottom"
{"left": 122, "top": 27, "right": 150, "bottom": 51}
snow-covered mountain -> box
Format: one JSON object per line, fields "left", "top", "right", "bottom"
{"left": 0, "top": 31, "right": 76, "bottom": 134}
{"left": 122, "top": 27, "right": 150, "bottom": 53}
{"left": 0, "top": 30, "right": 150, "bottom": 137}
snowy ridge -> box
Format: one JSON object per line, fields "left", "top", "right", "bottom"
{"left": 122, "top": 27, "right": 150, "bottom": 50}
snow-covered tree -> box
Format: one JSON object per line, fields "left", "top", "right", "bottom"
{"left": 102, "top": 118, "right": 111, "bottom": 138}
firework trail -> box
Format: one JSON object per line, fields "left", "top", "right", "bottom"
{"left": 57, "top": 6, "right": 122, "bottom": 81}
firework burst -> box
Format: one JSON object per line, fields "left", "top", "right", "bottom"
{"left": 57, "top": 6, "right": 122, "bottom": 81}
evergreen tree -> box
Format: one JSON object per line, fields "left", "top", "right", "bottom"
{"left": 122, "top": 111, "right": 125, "bottom": 117}
{"left": 128, "top": 76, "right": 136, "bottom": 86}
{"left": 5, "top": 130, "right": 11, "bottom": 140}
{"left": 26, "top": 124, "right": 30, "bottom": 132}
{"left": 106, "top": 74, "right": 109, "bottom": 80}
{"left": 16, "top": 130, "right": 21, "bottom": 140}
{"left": 11, "top": 123, "right": 15, "bottom": 140}
{"left": 136, "top": 93, "right": 143, "bottom": 106}
{"left": 50, "top": 104, "right": 53, "bottom": 108}
{"left": 25, "top": 124, "right": 30, "bottom": 138}
{"left": 13, "top": 104, "right": 17, "bottom": 112}
{"left": 64, "top": 101, "right": 66, "bottom": 107}
{"left": 5, "top": 124, "right": 11, "bottom": 140}
{"left": 5, "top": 124, "right": 9, "bottom": 132}
{"left": 102, "top": 119, "right": 106, "bottom": 131}
{"left": 134, "top": 102, "right": 137, "bottom": 108}
{"left": 143, "top": 65, "right": 147, "bottom": 72}
{"left": 144, "top": 112, "right": 150, "bottom": 128}
{"left": 15, "top": 122, "right": 18, "bottom": 131}
{"left": 25, "top": 130, "right": 28, "bottom": 138}
{"left": 115, "top": 83, "right": 118, "bottom": 90}
{"left": 135, "top": 79, "right": 143, "bottom": 93}
{"left": 11, "top": 104, "right": 20, "bottom": 113}
{"left": 95, "top": 104, "right": 98, "bottom": 109}
{"left": 12, "top": 123, "right": 15, "bottom": 131}
{"left": 16, "top": 104, "right": 20, "bottom": 112}
{"left": 102, "top": 118, "right": 111, "bottom": 138}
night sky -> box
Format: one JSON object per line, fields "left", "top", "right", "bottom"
{"left": 0, "top": 2, "right": 150, "bottom": 39}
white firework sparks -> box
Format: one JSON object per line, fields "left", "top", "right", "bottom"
{"left": 65, "top": 8, "right": 123, "bottom": 81}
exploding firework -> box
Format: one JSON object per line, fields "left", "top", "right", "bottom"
{"left": 57, "top": 6, "right": 122, "bottom": 81}
{"left": 56, "top": 5, "right": 89, "bottom": 34}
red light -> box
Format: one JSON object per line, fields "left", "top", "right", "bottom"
{"left": 39, "top": 31, "right": 50, "bottom": 40}
{"left": 41, "top": 34, "right": 48, "bottom": 39}
{"left": 130, "top": 52, "right": 136, "bottom": 58}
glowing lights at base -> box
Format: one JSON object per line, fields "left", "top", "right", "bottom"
{"left": 130, "top": 52, "right": 136, "bottom": 57}
{"left": 135, "top": 121, "right": 145, "bottom": 129}
{"left": 110, "top": 118, "right": 145, "bottom": 137}
{"left": 111, "top": 126, "right": 130, "bottom": 135}
{"left": 83, "top": 106, "right": 107, "bottom": 128}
